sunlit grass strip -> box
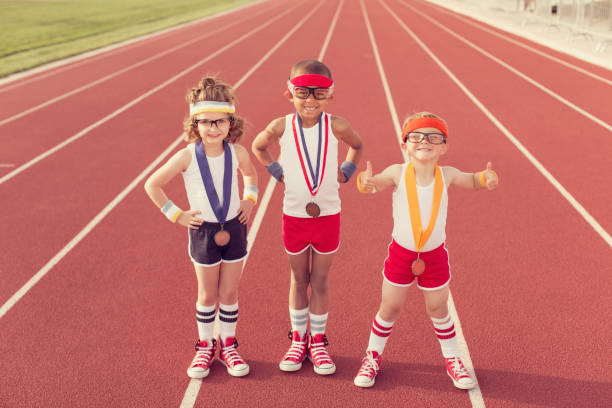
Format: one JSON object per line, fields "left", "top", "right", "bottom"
{"left": 0, "top": 0, "right": 255, "bottom": 77}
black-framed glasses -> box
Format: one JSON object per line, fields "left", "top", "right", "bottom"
{"left": 403, "top": 131, "right": 446, "bottom": 144}
{"left": 291, "top": 86, "right": 331, "bottom": 100}
{"left": 192, "top": 117, "right": 232, "bottom": 129}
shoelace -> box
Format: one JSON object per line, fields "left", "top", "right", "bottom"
{"left": 222, "top": 343, "right": 245, "bottom": 366}
{"left": 284, "top": 339, "right": 307, "bottom": 361}
{"left": 358, "top": 353, "right": 379, "bottom": 377}
{"left": 309, "top": 340, "right": 333, "bottom": 365}
{"left": 192, "top": 345, "right": 214, "bottom": 368}
{"left": 448, "top": 357, "right": 469, "bottom": 378}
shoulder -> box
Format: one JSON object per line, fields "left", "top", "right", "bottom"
{"left": 232, "top": 143, "right": 248, "bottom": 159}
{"left": 330, "top": 115, "right": 352, "bottom": 134}
{"left": 169, "top": 146, "right": 193, "bottom": 171}
{"left": 440, "top": 165, "right": 459, "bottom": 186}
{"left": 268, "top": 116, "right": 287, "bottom": 134}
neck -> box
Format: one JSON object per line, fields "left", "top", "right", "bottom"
{"left": 202, "top": 139, "right": 225, "bottom": 156}
{"left": 410, "top": 159, "right": 437, "bottom": 185}
{"left": 298, "top": 113, "right": 322, "bottom": 129}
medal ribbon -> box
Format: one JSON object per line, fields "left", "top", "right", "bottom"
{"left": 292, "top": 112, "right": 329, "bottom": 196}
{"left": 404, "top": 162, "right": 443, "bottom": 252}
{"left": 195, "top": 141, "right": 232, "bottom": 224}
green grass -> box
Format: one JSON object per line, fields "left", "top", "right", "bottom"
{"left": 0, "top": 0, "right": 256, "bottom": 78}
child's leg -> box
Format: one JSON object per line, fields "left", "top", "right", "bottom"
{"left": 217, "top": 260, "right": 244, "bottom": 342}
{"left": 194, "top": 264, "right": 222, "bottom": 341}
{"left": 309, "top": 251, "right": 334, "bottom": 330}
{"left": 423, "top": 286, "right": 475, "bottom": 389}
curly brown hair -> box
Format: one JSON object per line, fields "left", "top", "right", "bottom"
{"left": 183, "top": 76, "right": 244, "bottom": 144}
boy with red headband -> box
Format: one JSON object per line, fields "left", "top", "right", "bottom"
{"left": 353, "top": 112, "right": 498, "bottom": 389}
{"left": 252, "top": 59, "right": 363, "bottom": 375}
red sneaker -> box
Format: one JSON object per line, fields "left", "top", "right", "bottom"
{"left": 279, "top": 330, "right": 308, "bottom": 372}
{"left": 187, "top": 339, "right": 216, "bottom": 379}
{"left": 219, "top": 337, "right": 250, "bottom": 377}
{"left": 353, "top": 350, "right": 381, "bottom": 388}
{"left": 308, "top": 333, "right": 336, "bottom": 375}
{"left": 446, "top": 356, "right": 476, "bottom": 389}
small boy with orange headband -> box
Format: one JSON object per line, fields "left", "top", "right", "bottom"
{"left": 252, "top": 59, "right": 363, "bottom": 375}
{"left": 352, "top": 112, "right": 498, "bottom": 389}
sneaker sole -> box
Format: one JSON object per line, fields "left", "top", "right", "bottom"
{"left": 279, "top": 360, "right": 303, "bottom": 372}
{"left": 187, "top": 365, "right": 211, "bottom": 379}
{"left": 353, "top": 377, "right": 375, "bottom": 388}
{"left": 447, "top": 372, "right": 476, "bottom": 390}
{"left": 308, "top": 355, "right": 336, "bottom": 375}
{"left": 220, "top": 360, "right": 250, "bottom": 377}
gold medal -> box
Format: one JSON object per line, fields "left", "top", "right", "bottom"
{"left": 214, "top": 227, "right": 230, "bottom": 246}
{"left": 305, "top": 201, "right": 321, "bottom": 217}
{"left": 405, "top": 162, "right": 443, "bottom": 276}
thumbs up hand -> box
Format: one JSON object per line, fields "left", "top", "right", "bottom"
{"left": 482, "top": 162, "right": 499, "bottom": 190}
{"left": 357, "top": 161, "right": 376, "bottom": 193}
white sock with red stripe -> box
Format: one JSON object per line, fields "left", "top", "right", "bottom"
{"left": 196, "top": 303, "right": 216, "bottom": 341}
{"left": 367, "top": 313, "right": 395, "bottom": 354}
{"left": 431, "top": 315, "right": 459, "bottom": 358}
{"left": 309, "top": 312, "right": 328, "bottom": 336}
{"left": 290, "top": 306, "right": 309, "bottom": 337}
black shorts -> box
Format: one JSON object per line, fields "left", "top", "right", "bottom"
{"left": 188, "top": 215, "right": 248, "bottom": 266}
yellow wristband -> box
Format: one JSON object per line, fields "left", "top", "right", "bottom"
{"left": 479, "top": 170, "right": 498, "bottom": 188}
{"left": 170, "top": 209, "right": 183, "bottom": 223}
{"left": 245, "top": 195, "right": 257, "bottom": 205}
{"left": 356, "top": 170, "right": 372, "bottom": 194}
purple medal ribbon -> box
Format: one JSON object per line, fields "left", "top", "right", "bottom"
{"left": 195, "top": 141, "right": 232, "bottom": 224}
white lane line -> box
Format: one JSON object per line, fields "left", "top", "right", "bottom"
{"left": 400, "top": 0, "right": 612, "bottom": 133}
{"left": 180, "top": 1, "right": 343, "bottom": 405}
{"left": 0, "top": 0, "right": 269, "bottom": 92}
{"left": 0, "top": 6, "right": 274, "bottom": 127}
{"left": 0, "top": 2, "right": 303, "bottom": 187}
{"left": 383, "top": 0, "right": 612, "bottom": 250}
{"left": 424, "top": 2, "right": 612, "bottom": 87}
{"left": 361, "top": 1, "right": 486, "bottom": 406}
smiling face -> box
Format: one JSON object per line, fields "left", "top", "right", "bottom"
{"left": 193, "top": 111, "right": 231, "bottom": 146}
{"left": 287, "top": 69, "right": 333, "bottom": 126}
{"left": 402, "top": 126, "right": 448, "bottom": 162}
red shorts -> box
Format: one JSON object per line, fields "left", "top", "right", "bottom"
{"left": 383, "top": 240, "right": 451, "bottom": 290}
{"left": 282, "top": 213, "right": 340, "bottom": 254}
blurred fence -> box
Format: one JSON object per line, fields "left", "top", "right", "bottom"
{"left": 453, "top": 0, "right": 612, "bottom": 51}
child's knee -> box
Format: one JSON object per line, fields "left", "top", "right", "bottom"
{"left": 426, "top": 303, "right": 449, "bottom": 319}
{"left": 379, "top": 300, "right": 403, "bottom": 320}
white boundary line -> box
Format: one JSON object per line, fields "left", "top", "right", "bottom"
{"left": 422, "top": 1, "right": 612, "bottom": 87}
{"left": 361, "top": 0, "right": 485, "bottom": 405}
{"left": 400, "top": 0, "right": 612, "bottom": 133}
{"left": 0, "top": 0, "right": 269, "bottom": 90}
{"left": 0, "top": 5, "right": 274, "bottom": 127}
{"left": 0, "top": 3, "right": 303, "bottom": 187}
{"left": 384, "top": 0, "right": 612, "bottom": 250}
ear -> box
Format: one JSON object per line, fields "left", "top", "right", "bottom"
{"left": 284, "top": 89, "right": 293, "bottom": 101}
{"left": 440, "top": 143, "right": 449, "bottom": 155}
{"left": 327, "top": 94, "right": 334, "bottom": 101}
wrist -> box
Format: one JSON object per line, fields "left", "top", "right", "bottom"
{"left": 356, "top": 171, "right": 372, "bottom": 194}
{"left": 161, "top": 200, "right": 182, "bottom": 222}
{"left": 340, "top": 161, "right": 357, "bottom": 182}
{"left": 267, "top": 161, "right": 283, "bottom": 182}
{"left": 243, "top": 185, "right": 258, "bottom": 205}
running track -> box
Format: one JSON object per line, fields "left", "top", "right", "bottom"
{"left": 1, "top": 0, "right": 611, "bottom": 406}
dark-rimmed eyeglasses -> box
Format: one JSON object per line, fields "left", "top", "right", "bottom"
{"left": 291, "top": 86, "right": 331, "bottom": 100}
{"left": 192, "top": 117, "right": 232, "bottom": 129}
{"left": 403, "top": 131, "right": 446, "bottom": 144}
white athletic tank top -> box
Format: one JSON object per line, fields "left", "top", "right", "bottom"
{"left": 181, "top": 143, "right": 240, "bottom": 223}
{"left": 391, "top": 163, "right": 448, "bottom": 252}
{"left": 279, "top": 112, "right": 340, "bottom": 217}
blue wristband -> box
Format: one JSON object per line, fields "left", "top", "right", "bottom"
{"left": 340, "top": 161, "right": 357, "bottom": 182}
{"left": 267, "top": 161, "right": 283, "bottom": 182}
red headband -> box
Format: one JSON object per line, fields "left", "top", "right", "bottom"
{"left": 402, "top": 117, "right": 448, "bottom": 141}
{"left": 289, "top": 74, "right": 333, "bottom": 88}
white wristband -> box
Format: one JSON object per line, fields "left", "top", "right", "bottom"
{"left": 161, "top": 200, "right": 182, "bottom": 223}
{"left": 243, "top": 185, "right": 258, "bottom": 205}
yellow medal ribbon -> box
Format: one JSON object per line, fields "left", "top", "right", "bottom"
{"left": 404, "top": 162, "right": 444, "bottom": 252}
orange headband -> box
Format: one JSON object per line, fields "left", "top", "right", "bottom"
{"left": 402, "top": 117, "right": 448, "bottom": 141}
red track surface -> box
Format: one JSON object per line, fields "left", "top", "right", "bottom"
{"left": 1, "top": 0, "right": 611, "bottom": 407}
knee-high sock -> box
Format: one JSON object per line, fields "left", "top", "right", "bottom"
{"left": 196, "top": 303, "right": 216, "bottom": 341}
{"left": 290, "top": 306, "right": 309, "bottom": 337}
{"left": 367, "top": 313, "right": 395, "bottom": 354}
{"left": 431, "top": 315, "right": 459, "bottom": 358}
{"left": 219, "top": 302, "right": 239, "bottom": 342}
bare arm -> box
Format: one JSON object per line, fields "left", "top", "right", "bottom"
{"left": 251, "top": 117, "right": 285, "bottom": 167}
{"left": 331, "top": 115, "right": 363, "bottom": 182}
{"left": 358, "top": 162, "right": 403, "bottom": 194}
{"left": 144, "top": 148, "right": 191, "bottom": 207}
{"left": 442, "top": 162, "right": 499, "bottom": 191}
{"left": 235, "top": 144, "right": 258, "bottom": 223}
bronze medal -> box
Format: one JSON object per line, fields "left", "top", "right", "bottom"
{"left": 305, "top": 202, "right": 321, "bottom": 217}
{"left": 411, "top": 257, "right": 425, "bottom": 276}
{"left": 214, "top": 228, "right": 230, "bottom": 246}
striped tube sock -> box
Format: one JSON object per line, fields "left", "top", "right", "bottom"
{"left": 219, "top": 302, "right": 239, "bottom": 342}
{"left": 367, "top": 313, "right": 395, "bottom": 354}
{"left": 431, "top": 315, "right": 459, "bottom": 358}
{"left": 309, "top": 312, "right": 328, "bottom": 336}
{"left": 289, "top": 307, "right": 309, "bottom": 337}
{"left": 196, "top": 303, "right": 216, "bottom": 341}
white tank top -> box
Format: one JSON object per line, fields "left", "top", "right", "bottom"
{"left": 391, "top": 163, "right": 448, "bottom": 252}
{"left": 181, "top": 143, "right": 240, "bottom": 223}
{"left": 279, "top": 112, "right": 340, "bottom": 217}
